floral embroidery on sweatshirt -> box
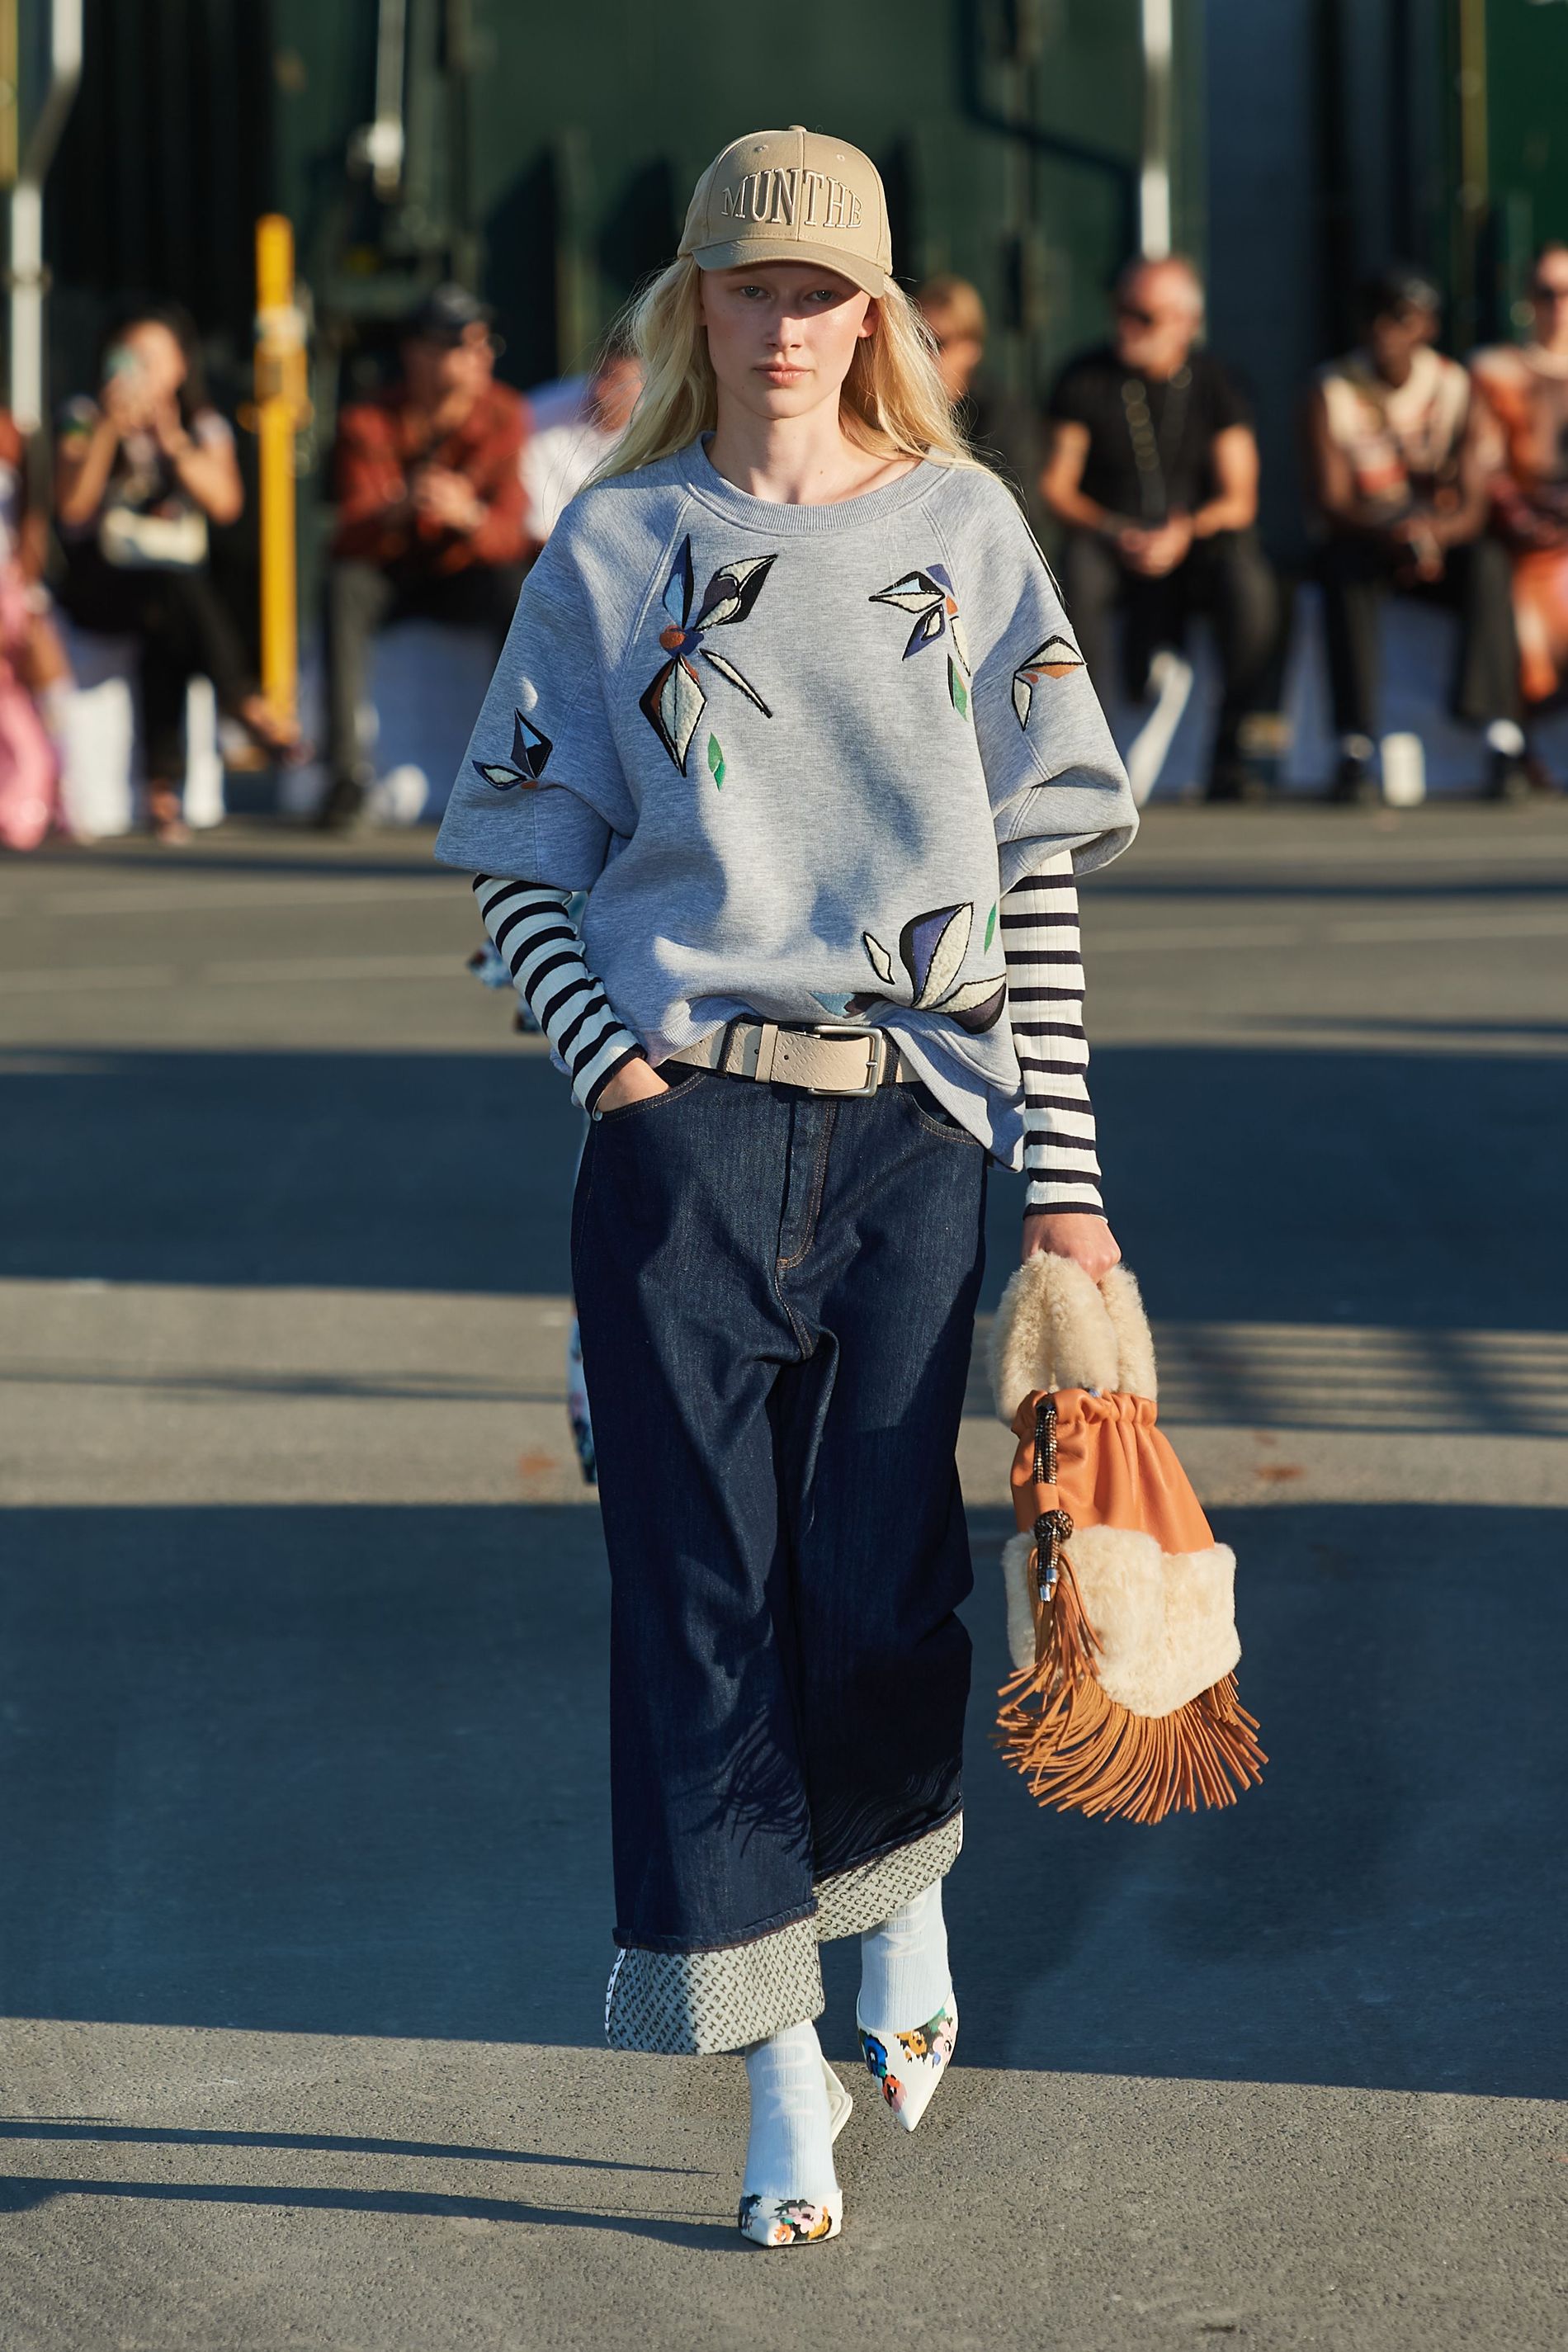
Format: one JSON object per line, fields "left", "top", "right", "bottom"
{"left": 869, "top": 562, "right": 972, "bottom": 717}
{"left": 1011, "top": 632, "right": 1084, "bottom": 727}
{"left": 639, "top": 533, "right": 777, "bottom": 772}
{"left": 844, "top": 900, "right": 1006, "bottom": 1034}
{"left": 472, "top": 707, "right": 552, "bottom": 790}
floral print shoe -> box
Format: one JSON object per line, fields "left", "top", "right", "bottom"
{"left": 736, "top": 2057, "right": 852, "bottom": 2248}
{"left": 856, "top": 1995, "right": 957, "bottom": 2132}
{"left": 737, "top": 2191, "right": 843, "bottom": 2247}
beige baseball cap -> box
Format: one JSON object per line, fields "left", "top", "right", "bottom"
{"left": 678, "top": 125, "right": 893, "bottom": 299}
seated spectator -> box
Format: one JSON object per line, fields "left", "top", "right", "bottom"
{"left": 319, "top": 283, "right": 533, "bottom": 829}
{"left": 914, "top": 275, "right": 1043, "bottom": 528}
{"left": 521, "top": 344, "right": 643, "bottom": 543}
{"left": 1471, "top": 243, "right": 1568, "bottom": 786}
{"left": 0, "top": 406, "right": 71, "bottom": 852}
{"left": 54, "top": 303, "right": 296, "bottom": 842}
{"left": 1041, "top": 255, "right": 1279, "bottom": 799}
{"left": 0, "top": 408, "right": 70, "bottom": 730}
{"left": 1306, "top": 267, "right": 1526, "bottom": 801}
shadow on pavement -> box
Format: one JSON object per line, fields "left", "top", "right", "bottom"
{"left": 0, "top": 2119, "right": 691, "bottom": 2173}
{"left": 0, "top": 1041, "right": 1563, "bottom": 1326}
{"left": 3, "top": 1496, "right": 1563, "bottom": 2102}
{"left": 0, "top": 2175, "right": 725, "bottom": 2243}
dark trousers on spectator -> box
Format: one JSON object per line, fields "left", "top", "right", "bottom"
{"left": 324, "top": 558, "right": 527, "bottom": 787}
{"left": 1060, "top": 527, "right": 1280, "bottom": 771}
{"left": 1317, "top": 531, "right": 1521, "bottom": 738}
{"left": 59, "top": 551, "right": 257, "bottom": 781}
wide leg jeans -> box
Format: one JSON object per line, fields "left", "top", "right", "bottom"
{"left": 572, "top": 1067, "right": 988, "bottom": 2053}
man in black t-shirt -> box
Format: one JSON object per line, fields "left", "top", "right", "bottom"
{"left": 1041, "top": 256, "right": 1279, "bottom": 797}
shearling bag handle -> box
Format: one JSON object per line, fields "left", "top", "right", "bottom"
{"left": 989, "top": 1252, "right": 1265, "bottom": 1824}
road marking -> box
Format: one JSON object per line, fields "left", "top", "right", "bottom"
{"left": 0, "top": 877, "right": 457, "bottom": 919}
{"left": 1087, "top": 908, "right": 1567, "bottom": 952}
{"left": 0, "top": 954, "right": 461, "bottom": 992}
{"left": 0, "top": 964, "right": 180, "bottom": 993}
{"left": 213, "top": 954, "right": 465, "bottom": 985}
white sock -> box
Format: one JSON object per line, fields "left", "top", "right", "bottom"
{"left": 1486, "top": 718, "right": 1526, "bottom": 758}
{"left": 859, "top": 1880, "right": 952, "bottom": 2032}
{"left": 742, "top": 2019, "right": 838, "bottom": 2207}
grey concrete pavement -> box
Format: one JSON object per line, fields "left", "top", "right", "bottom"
{"left": 2, "top": 806, "right": 1566, "bottom": 2349}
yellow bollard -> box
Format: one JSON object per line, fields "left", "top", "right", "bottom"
{"left": 250, "top": 215, "right": 311, "bottom": 736}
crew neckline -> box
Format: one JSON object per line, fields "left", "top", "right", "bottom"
{"left": 675, "top": 435, "right": 942, "bottom": 534}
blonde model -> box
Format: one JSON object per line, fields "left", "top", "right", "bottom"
{"left": 437, "top": 126, "right": 1135, "bottom": 2246}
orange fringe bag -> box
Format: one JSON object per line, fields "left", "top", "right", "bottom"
{"left": 989, "top": 1254, "right": 1265, "bottom": 1824}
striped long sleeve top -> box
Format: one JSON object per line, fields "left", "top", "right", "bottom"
{"left": 473, "top": 861, "right": 1103, "bottom": 1217}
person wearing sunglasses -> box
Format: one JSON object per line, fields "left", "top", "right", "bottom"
{"left": 1306, "top": 267, "right": 1528, "bottom": 803}
{"left": 1041, "top": 254, "right": 1279, "bottom": 800}
{"left": 1469, "top": 243, "right": 1568, "bottom": 780}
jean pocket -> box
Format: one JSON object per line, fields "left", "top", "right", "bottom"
{"left": 594, "top": 1067, "right": 709, "bottom": 1126}
{"left": 904, "top": 1080, "right": 981, "bottom": 1145}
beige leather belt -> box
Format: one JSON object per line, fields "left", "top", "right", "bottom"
{"left": 666, "top": 1020, "right": 911, "bottom": 1097}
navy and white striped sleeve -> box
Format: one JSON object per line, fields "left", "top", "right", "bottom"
{"left": 473, "top": 874, "right": 642, "bottom": 1113}
{"left": 1001, "top": 850, "right": 1104, "bottom": 1217}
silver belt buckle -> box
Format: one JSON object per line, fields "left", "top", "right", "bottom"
{"left": 804, "top": 1024, "right": 883, "bottom": 1097}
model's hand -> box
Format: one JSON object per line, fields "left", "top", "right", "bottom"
{"left": 595, "top": 1056, "right": 669, "bottom": 1114}
{"left": 1022, "top": 1211, "right": 1122, "bottom": 1281}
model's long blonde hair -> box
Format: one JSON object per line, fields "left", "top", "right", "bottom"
{"left": 591, "top": 255, "right": 980, "bottom": 484}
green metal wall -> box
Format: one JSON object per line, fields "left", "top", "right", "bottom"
{"left": 38, "top": 0, "right": 1202, "bottom": 607}
{"left": 262, "top": 0, "right": 1198, "bottom": 402}
{"left": 1473, "top": 0, "right": 1568, "bottom": 337}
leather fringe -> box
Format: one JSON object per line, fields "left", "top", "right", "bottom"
{"left": 996, "top": 1554, "right": 1267, "bottom": 1824}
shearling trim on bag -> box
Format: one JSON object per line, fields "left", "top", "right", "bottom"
{"left": 1002, "top": 1524, "right": 1239, "bottom": 1713}
{"left": 992, "top": 1253, "right": 1264, "bottom": 1824}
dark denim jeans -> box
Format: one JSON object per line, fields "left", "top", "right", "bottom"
{"left": 572, "top": 1069, "right": 988, "bottom": 1958}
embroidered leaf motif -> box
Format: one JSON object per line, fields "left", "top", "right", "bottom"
{"left": 863, "top": 931, "right": 896, "bottom": 987}
{"left": 639, "top": 655, "right": 708, "bottom": 772}
{"left": 1011, "top": 634, "right": 1085, "bottom": 727}
{"left": 938, "top": 975, "right": 1008, "bottom": 1032}
{"left": 850, "top": 902, "right": 1005, "bottom": 1035}
{"left": 699, "top": 646, "right": 772, "bottom": 715}
{"left": 947, "top": 658, "right": 969, "bottom": 720}
{"left": 707, "top": 733, "right": 725, "bottom": 789}
{"left": 692, "top": 553, "right": 777, "bottom": 630}
{"left": 663, "top": 537, "right": 695, "bottom": 626}
{"left": 904, "top": 903, "right": 972, "bottom": 1006}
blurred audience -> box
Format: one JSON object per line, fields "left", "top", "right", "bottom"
{"left": 1041, "top": 255, "right": 1279, "bottom": 800}
{"left": 1471, "top": 242, "right": 1568, "bottom": 770}
{"left": 318, "top": 283, "right": 533, "bottom": 829}
{"left": 54, "top": 303, "right": 295, "bottom": 842}
{"left": 1306, "top": 267, "right": 1527, "bottom": 801}
{"left": 521, "top": 344, "right": 643, "bottom": 542}
{"left": 0, "top": 406, "right": 69, "bottom": 851}
{"left": 914, "top": 275, "right": 1043, "bottom": 528}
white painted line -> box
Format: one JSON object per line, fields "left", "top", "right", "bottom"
{"left": 36, "top": 877, "right": 453, "bottom": 918}
{"left": 210, "top": 955, "right": 465, "bottom": 985}
{"left": 0, "top": 964, "right": 179, "bottom": 993}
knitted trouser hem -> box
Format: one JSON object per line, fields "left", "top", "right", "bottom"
{"left": 603, "top": 1811, "right": 963, "bottom": 2056}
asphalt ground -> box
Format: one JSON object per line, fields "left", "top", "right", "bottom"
{"left": 1, "top": 803, "right": 1566, "bottom": 2350}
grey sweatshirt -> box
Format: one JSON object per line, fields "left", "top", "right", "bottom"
{"left": 434, "top": 438, "right": 1136, "bottom": 1165}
